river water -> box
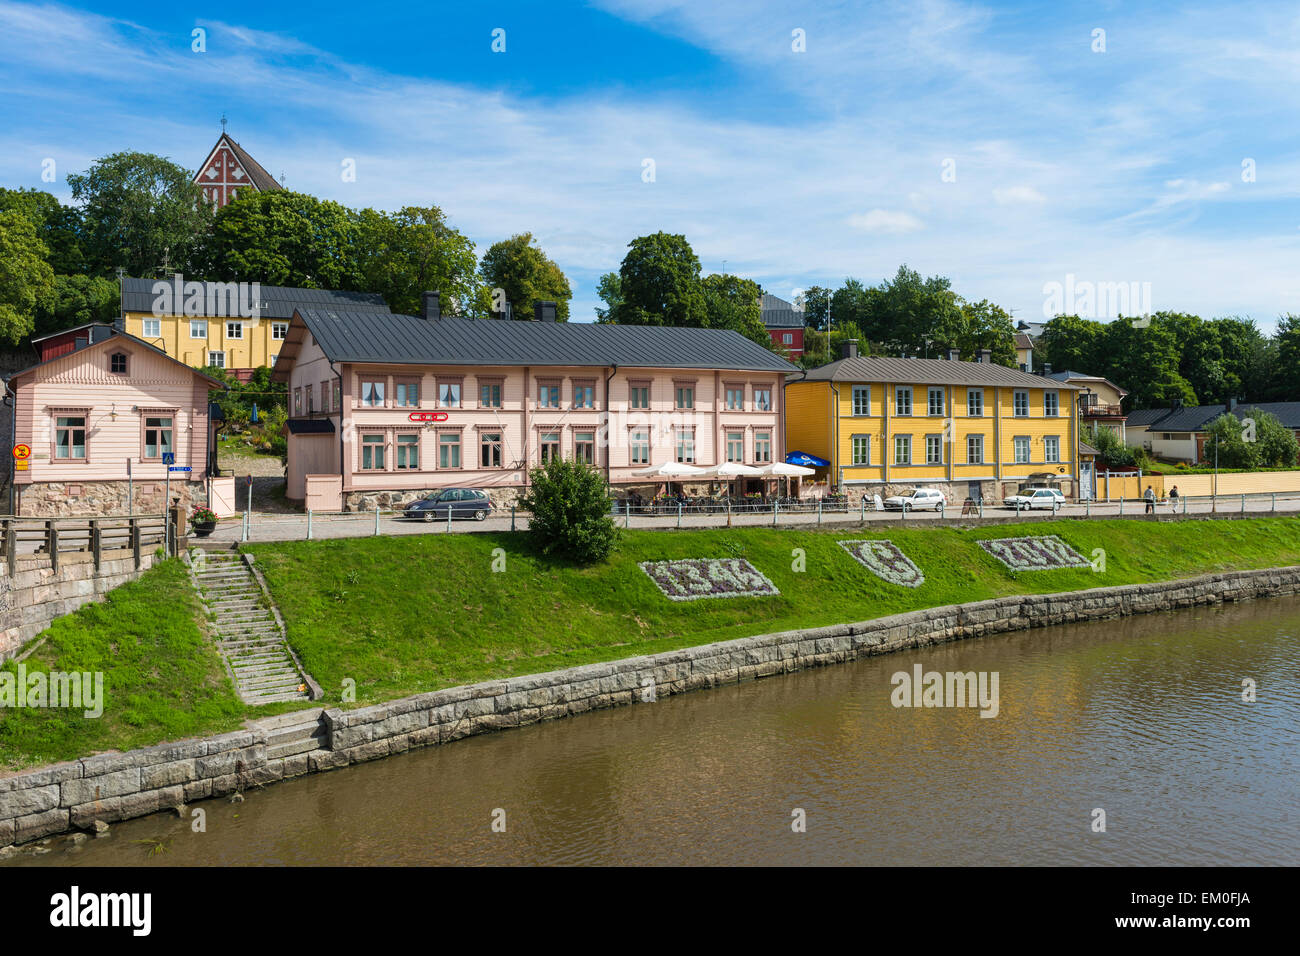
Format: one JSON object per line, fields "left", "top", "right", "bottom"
{"left": 13, "top": 596, "right": 1300, "bottom": 866}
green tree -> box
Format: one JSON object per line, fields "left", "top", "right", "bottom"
{"left": 1038, "top": 315, "right": 1105, "bottom": 374}
{"left": 479, "top": 232, "right": 572, "bottom": 321}
{"left": 1202, "top": 413, "right": 1259, "bottom": 469}
{"left": 0, "top": 187, "right": 85, "bottom": 275}
{"left": 34, "top": 273, "right": 118, "bottom": 336}
{"left": 593, "top": 272, "right": 622, "bottom": 323}
{"left": 521, "top": 457, "right": 619, "bottom": 564}
{"left": 1271, "top": 314, "right": 1300, "bottom": 400}
{"left": 1101, "top": 320, "right": 1196, "bottom": 408}
{"left": 953, "top": 299, "right": 1017, "bottom": 365}
{"left": 801, "top": 285, "right": 832, "bottom": 331}
{"left": 701, "top": 273, "right": 769, "bottom": 345}
{"left": 1241, "top": 407, "right": 1299, "bottom": 467}
{"left": 1083, "top": 423, "right": 1136, "bottom": 467}
{"left": 0, "top": 211, "right": 56, "bottom": 344}
{"left": 361, "top": 205, "right": 488, "bottom": 316}
{"left": 67, "top": 151, "right": 208, "bottom": 276}
{"left": 200, "top": 190, "right": 363, "bottom": 290}
{"left": 604, "top": 232, "right": 706, "bottom": 327}
{"left": 863, "top": 265, "right": 964, "bottom": 356}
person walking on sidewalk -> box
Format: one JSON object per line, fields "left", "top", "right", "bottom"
{"left": 1169, "top": 485, "right": 1180, "bottom": 512}
{"left": 1144, "top": 485, "right": 1156, "bottom": 514}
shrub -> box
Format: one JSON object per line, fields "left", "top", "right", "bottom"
{"left": 520, "top": 457, "right": 619, "bottom": 563}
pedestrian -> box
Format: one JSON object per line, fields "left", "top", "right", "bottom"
{"left": 1169, "top": 485, "right": 1179, "bottom": 512}
{"left": 1144, "top": 485, "right": 1156, "bottom": 514}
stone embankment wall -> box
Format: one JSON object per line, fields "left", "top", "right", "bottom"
{"left": 4, "top": 565, "right": 1299, "bottom": 849}
{"left": 1, "top": 551, "right": 159, "bottom": 661}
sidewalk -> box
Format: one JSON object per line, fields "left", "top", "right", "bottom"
{"left": 203, "top": 493, "right": 1300, "bottom": 546}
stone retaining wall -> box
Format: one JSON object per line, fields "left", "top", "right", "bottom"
{"left": 0, "top": 550, "right": 159, "bottom": 661}
{"left": 4, "top": 565, "right": 1299, "bottom": 849}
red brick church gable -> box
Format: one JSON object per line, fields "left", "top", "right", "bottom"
{"left": 194, "top": 128, "right": 283, "bottom": 210}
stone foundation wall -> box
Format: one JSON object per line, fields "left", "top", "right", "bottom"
{"left": 4, "top": 565, "right": 1299, "bottom": 849}
{"left": 17, "top": 480, "right": 207, "bottom": 518}
{"left": 0, "top": 551, "right": 159, "bottom": 661}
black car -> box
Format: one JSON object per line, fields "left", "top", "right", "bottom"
{"left": 403, "top": 488, "right": 493, "bottom": 522}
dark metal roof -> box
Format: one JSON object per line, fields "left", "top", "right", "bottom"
{"left": 794, "top": 354, "right": 1083, "bottom": 389}
{"left": 286, "top": 418, "right": 335, "bottom": 435}
{"left": 121, "top": 277, "right": 390, "bottom": 319}
{"left": 1136, "top": 402, "right": 1300, "bottom": 432}
{"left": 1125, "top": 407, "right": 1171, "bottom": 427}
{"left": 29, "top": 322, "right": 117, "bottom": 347}
{"left": 293, "top": 310, "right": 799, "bottom": 373}
{"left": 760, "top": 293, "right": 804, "bottom": 329}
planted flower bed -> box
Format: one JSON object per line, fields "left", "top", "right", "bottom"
{"left": 838, "top": 540, "right": 925, "bottom": 587}
{"left": 978, "top": 535, "right": 1090, "bottom": 571}
{"left": 639, "top": 558, "right": 780, "bottom": 601}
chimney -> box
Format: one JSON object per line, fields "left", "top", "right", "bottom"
{"left": 1172, "top": 397, "right": 1183, "bottom": 410}
{"left": 534, "top": 300, "right": 557, "bottom": 323}
{"left": 977, "top": 348, "right": 992, "bottom": 363}
{"left": 421, "top": 291, "right": 440, "bottom": 321}
{"left": 839, "top": 339, "right": 859, "bottom": 360}
{"left": 1227, "top": 397, "right": 1238, "bottom": 413}
{"left": 1042, "top": 362, "right": 1053, "bottom": 377}
{"left": 947, "top": 348, "right": 960, "bottom": 361}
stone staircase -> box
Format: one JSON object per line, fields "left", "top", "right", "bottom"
{"left": 187, "top": 550, "right": 317, "bottom": 705}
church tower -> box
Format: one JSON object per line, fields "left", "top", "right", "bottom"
{"left": 194, "top": 117, "right": 283, "bottom": 209}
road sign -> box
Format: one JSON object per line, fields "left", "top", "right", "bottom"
{"left": 162, "top": 452, "right": 175, "bottom": 465}
{"left": 12, "top": 444, "right": 30, "bottom": 460}
{"left": 168, "top": 466, "right": 192, "bottom": 473}
{"left": 15, "top": 461, "right": 28, "bottom": 471}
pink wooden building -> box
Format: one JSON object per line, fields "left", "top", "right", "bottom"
{"left": 6, "top": 325, "right": 223, "bottom": 517}
{"left": 272, "top": 297, "right": 798, "bottom": 510}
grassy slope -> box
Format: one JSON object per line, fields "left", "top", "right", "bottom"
{"left": 0, "top": 559, "right": 245, "bottom": 773}
{"left": 249, "top": 517, "right": 1300, "bottom": 706}
{"left": 2, "top": 517, "right": 1296, "bottom": 772}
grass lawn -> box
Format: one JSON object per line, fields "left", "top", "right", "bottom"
{"left": 0, "top": 559, "right": 246, "bottom": 773}
{"left": 249, "top": 517, "right": 1300, "bottom": 706}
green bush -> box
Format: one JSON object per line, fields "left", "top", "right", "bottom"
{"left": 520, "top": 457, "right": 619, "bottom": 563}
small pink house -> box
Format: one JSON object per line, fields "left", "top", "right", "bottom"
{"left": 5, "top": 325, "right": 223, "bottom": 516}
{"left": 272, "top": 298, "right": 798, "bottom": 510}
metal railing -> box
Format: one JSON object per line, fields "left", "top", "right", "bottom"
{"left": 203, "top": 491, "right": 1300, "bottom": 544}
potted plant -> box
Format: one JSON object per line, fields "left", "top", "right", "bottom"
{"left": 190, "top": 505, "right": 218, "bottom": 537}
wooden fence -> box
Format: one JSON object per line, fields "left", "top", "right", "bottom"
{"left": 0, "top": 515, "right": 169, "bottom": 575}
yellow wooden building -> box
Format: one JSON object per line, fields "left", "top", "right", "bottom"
{"left": 119, "top": 277, "right": 390, "bottom": 380}
{"left": 785, "top": 345, "right": 1084, "bottom": 502}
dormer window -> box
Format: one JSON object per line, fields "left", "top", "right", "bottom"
{"left": 110, "top": 353, "right": 128, "bottom": 375}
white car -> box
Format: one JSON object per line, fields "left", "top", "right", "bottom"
{"left": 883, "top": 488, "right": 946, "bottom": 511}
{"left": 1003, "top": 488, "right": 1066, "bottom": 510}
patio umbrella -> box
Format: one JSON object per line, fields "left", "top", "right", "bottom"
{"left": 710, "top": 463, "right": 765, "bottom": 477}
{"left": 760, "top": 462, "right": 816, "bottom": 477}
{"left": 759, "top": 461, "right": 815, "bottom": 498}
{"left": 785, "top": 450, "right": 830, "bottom": 468}
{"left": 632, "top": 462, "right": 707, "bottom": 477}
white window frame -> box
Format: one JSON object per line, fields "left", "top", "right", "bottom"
{"left": 896, "top": 387, "right": 913, "bottom": 416}
{"left": 226, "top": 320, "right": 243, "bottom": 340}
{"left": 189, "top": 319, "right": 206, "bottom": 339}
{"left": 142, "top": 318, "right": 161, "bottom": 338}
{"left": 852, "top": 386, "right": 871, "bottom": 416}
{"left": 208, "top": 351, "right": 225, "bottom": 369}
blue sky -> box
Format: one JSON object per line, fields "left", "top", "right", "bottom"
{"left": 3, "top": 0, "right": 1299, "bottom": 330}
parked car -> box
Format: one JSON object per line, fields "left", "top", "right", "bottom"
{"left": 1003, "top": 488, "right": 1067, "bottom": 510}
{"left": 882, "top": 488, "right": 946, "bottom": 511}
{"left": 404, "top": 488, "right": 493, "bottom": 521}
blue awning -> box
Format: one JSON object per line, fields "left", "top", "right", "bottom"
{"left": 785, "top": 450, "right": 830, "bottom": 467}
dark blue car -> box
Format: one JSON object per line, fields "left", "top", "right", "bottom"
{"left": 404, "top": 488, "right": 493, "bottom": 522}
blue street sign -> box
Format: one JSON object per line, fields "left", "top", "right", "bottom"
{"left": 168, "top": 466, "right": 192, "bottom": 473}
{"left": 162, "top": 452, "right": 175, "bottom": 465}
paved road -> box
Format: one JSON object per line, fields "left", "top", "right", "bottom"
{"left": 202, "top": 494, "right": 1300, "bottom": 546}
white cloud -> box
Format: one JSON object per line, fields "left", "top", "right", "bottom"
{"left": 993, "top": 186, "right": 1046, "bottom": 205}
{"left": 1, "top": 0, "right": 1298, "bottom": 329}
{"left": 847, "top": 210, "right": 925, "bottom": 234}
